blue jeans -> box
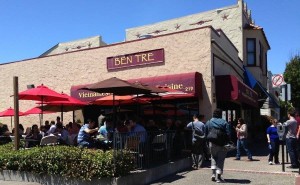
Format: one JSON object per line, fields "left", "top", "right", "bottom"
{"left": 236, "top": 138, "right": 252, "bottom": 159}
{"left": 286, "top": 138, "right": 299, "bottom": 167}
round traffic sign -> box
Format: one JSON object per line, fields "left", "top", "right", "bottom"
{"left": 272, "top": 74, "right": 284, "bottom": 87}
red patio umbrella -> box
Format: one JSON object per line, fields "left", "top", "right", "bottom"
{"left": 18, "top": 84, "right": 67, "bottom": 125}
{"left": 81, "top": 77, "right": 152, "bottom": 126}
{"left": 0, "top": 107, "right": 26, "bottom": 130}
{"left": 23, "top": 107, "right": 55, "bottom": 115}
{"left": 92, "top": 95, "right": 150, "bottom": 106}
{"left": 37, "top": 92, "right": 87, "bottom": 122}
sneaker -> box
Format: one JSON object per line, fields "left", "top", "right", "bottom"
{"left": 247, "top": 158, "right": 254, "bottom": 161}
{"left": 234, "top": 158, "right": 240, "bottom": 160}
{"left": 275, "top": 162, "right": 281, "bottom": 165}
{"left": 192, "top": 164, "right": 198, "bottom": 170}
{"left": 216, "top": 177, "right": 226, "bottom": 183}
{"left": 211, "top": 175, "right": 216, "bottom": 181}
{"left": 269, "top": 161, "right": 273, "bottom": 165}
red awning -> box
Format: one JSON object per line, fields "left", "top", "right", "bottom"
{"left": 71, "top": 72, "right": 202, "bottom": 102}
{"left": 215, "top": 75, "right": 258, "bottom": 108}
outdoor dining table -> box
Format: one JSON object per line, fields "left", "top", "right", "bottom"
{"left": 23, "top": 138, "right": 40, "bottom": 148}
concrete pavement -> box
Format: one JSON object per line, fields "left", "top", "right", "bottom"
{"left": 152, "top": 143, "right": 298, "bottom": 185}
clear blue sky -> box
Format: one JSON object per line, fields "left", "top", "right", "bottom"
{"left": 1, "top": 0, "right": 299, "bottom": 74}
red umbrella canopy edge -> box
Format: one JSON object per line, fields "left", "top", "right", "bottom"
{"left": 38, "top": 92, "right": 87, "bottom": 106}
{"left": 23, "top": 107, "right": 55, "bottom": 115}
{"left": 81, "top": 77, "right": 151, "bottom": 95}
{"left": 18, "top": 84, "right": 67, "bottom": 102}
{"left": 0, "top": 107, "right": 25, "bottom": 117}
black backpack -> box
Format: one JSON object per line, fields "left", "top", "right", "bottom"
{"left": 206, "top": 120, "right": 229, "bottom": 146}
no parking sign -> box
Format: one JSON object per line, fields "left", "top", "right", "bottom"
{"left": 272, "top": 74, "right": 286, "bottom": 87}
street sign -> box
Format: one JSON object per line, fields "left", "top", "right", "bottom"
{"left": 280, "top": 84, "right": 291, "bottom": 101}
{"left": 272, "top": 74, "right": 286, "bottom": 87}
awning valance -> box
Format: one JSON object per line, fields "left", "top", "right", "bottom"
{"left": 71, "top": 72, "right": 202, "bottom": 102}
{"left": 243, "top": 66, "right": 280, "bottom": 108}
{"left": 216, "top": 75, "right": 259, "bottom": 108}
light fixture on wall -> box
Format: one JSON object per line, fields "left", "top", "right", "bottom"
{"left": 27, "top": 84, "right": 35, "bottom": 89}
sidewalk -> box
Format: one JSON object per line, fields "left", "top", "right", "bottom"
{"left": 152, "top": 142, "right": 298, "bottom": 185}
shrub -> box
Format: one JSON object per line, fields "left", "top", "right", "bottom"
{"left": 0, "top": 143, "right": 134, "bottom": 181}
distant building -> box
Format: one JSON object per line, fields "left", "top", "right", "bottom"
{"left": 40, "top": 36, "right": 107, "bottom": 56}
{"left": 260, "top": 71, "right": 280, "bottom": 119}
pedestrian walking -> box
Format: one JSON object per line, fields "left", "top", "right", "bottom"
{"left": 235, "top": 118, "right": 253, "bottom": 161}
{"left": 206, "top": 108, "right": 230, "bottom": 183}
{"left": 186, "top": 114, "right": 206, "bottom": 169}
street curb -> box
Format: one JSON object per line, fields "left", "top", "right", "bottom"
{"left": 295, "top": 175, "right": 300, "bottom": 185}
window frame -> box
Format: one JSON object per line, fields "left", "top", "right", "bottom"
{"left": 246, "top": 38, "right": 256, "bottom": 66}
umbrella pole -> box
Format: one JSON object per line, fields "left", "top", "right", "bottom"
{"left": 73, "top": 110, "right": 75, "bottom": 123}
{"left": 11, "top": 116, "right": 12, "bottom": 131}
{"left": 41, "top": 96, "right": 43, "bottom": 127}
{"left": 61, "top": 105, "right": 63, "bottom": 123}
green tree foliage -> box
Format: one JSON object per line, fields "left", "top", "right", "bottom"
{"left": 283, "top": 54, "right": 300, "bottom": 109}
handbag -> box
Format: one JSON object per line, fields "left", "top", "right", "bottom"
{"left": 224, "top": 141, "right": 236, "bottom": 151}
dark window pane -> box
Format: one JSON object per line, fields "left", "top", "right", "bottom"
{"left": 247, "top": 54, "right": 255, "bottom": 65}
{"left": 247, "top": 40, "right": 255, "bottom": 52}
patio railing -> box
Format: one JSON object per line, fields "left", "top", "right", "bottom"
{"left": 113, "top": 130, "right": 192, "bottom": 169}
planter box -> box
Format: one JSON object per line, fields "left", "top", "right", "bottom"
{"left": 0, "top": 158, "right": 191, "bottom": 185}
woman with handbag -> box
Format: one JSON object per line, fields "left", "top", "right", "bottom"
{"left": 206, "top": 109, "right": 230, "bottom": 183}
{"left": 235, "top": 118, "right": 253, "bottom": 161}
{"left": 186, "top": 114, "right": 206, "bottom": 169}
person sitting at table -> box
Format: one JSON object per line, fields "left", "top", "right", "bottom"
{"left": 25, "top": 124, "right": 43, "bottom": 148}
{"left": 0, "top": 123, "right": 11, "bottom": 144}
{"left": 55, "top": 123, "right": 69, "bottom": 145}
{"left": 0, "top": 124, "right": 10, "bottom": 136}
{"left": 98, "top": 118, "right": 114, "bottom": 141}
{"left": 77, "top": 119, "right": 100, "bottom": 149}
{"left": 126, "top": 117, "right": 147, "bottom": 143}
{"left": 46, "top": 120, "right": 56, "bottom": 136}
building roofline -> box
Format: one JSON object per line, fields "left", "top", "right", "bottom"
{"left": 0, "top": 26, "right": 215, "bottom": 66}
{"left": 126, "top": 4, "right": 238, "bottom": 32}
{"left": 244, "top": 24, "right": 271, "bottom": 49}
{"left": 39, "top": 35, "right": 102, "bottom": 57}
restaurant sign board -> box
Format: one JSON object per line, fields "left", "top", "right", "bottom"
{"left": 107, "top": 49, "right": 164, "bottom": 71}
{"left": 71, "top": 72, "right": 202, "bottom": 102}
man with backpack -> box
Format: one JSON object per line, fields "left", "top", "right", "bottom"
{"left": 206, "top": 109, "right": 231, "bottom": 183}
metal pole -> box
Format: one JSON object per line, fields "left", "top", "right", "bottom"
{"left": 13, "top": 76, "right": 20, "bottom": 150}
{"left": 282, "top": 141, "right": 285, "bottom": 172}
{"left": 40, "top": 96, "right": 44, "bottom": 127}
